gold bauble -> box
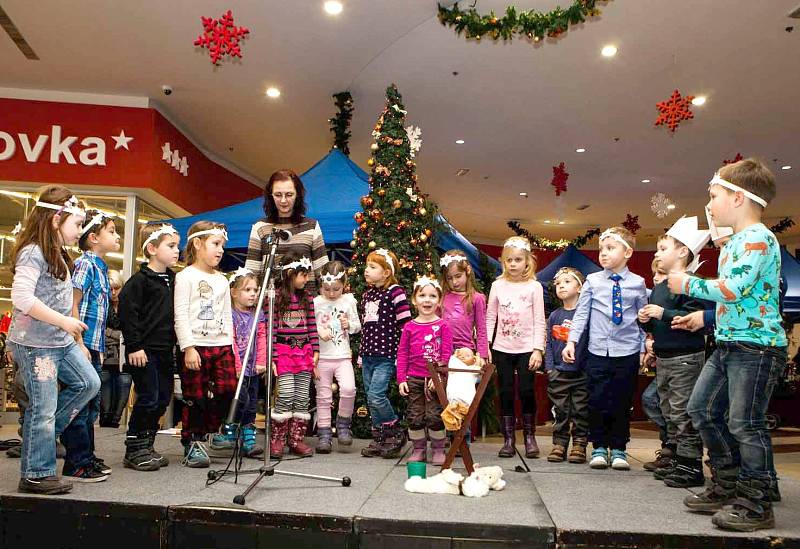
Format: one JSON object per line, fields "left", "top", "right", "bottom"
{"left": 377, "top": 189, "right": 386, "bottom": 197}
{"left": 371, "top": 143, "right": 378, "bottom": 151}
{"left": 425, "top": 228, "right": 432, "bottom": 237}
{"left": 350, "top": 240, "right": 356, "bottom": 248}
{"left": 410, "top": 238, "right": 418, "bottom": 246}
{"left": 368, "top": 241, "right": 376, "bottom": 248}
{"left": 420, "top": 234, "right": 428, "bottom": 242}
{"left": 419, "top": 207, "right": 427, "bottom": 216}
{"left": 367, "top": 158, "right": 375, "bottom": 167}
{"left": 393, "top": 199, "right": 403, "bottom": 209}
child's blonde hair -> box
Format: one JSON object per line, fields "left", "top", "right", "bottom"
{"left": 319, "top": 261, "right": 348, "bottom": 290}
{"left": 365, "top": 249, "right": 399, "bottom": 289}
{"left": 185, "top": 220, "right": 227, "bottom": 266}
{"left": 439, "top": 249, "right": 479, "bottom": 313}
{"left": 554, "top": 267, "right": 584, "bottom": 287}
{"left": 108, "top": 269, "right": 124, "bottom": 289}
{"left": 600, "top": 226, "right": 636, "bottom": 250}
{"left": 230, "top": 271, "right": 257, "bottom": 292}
{"left": 499, "top": 236, "right": 537, "bottom": 281}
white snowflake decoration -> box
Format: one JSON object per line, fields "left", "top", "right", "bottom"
{"left": 392, "top": 104, "right": 407, "bottom": 115}
{"left": 650, "top": 192, "right": 674, "bottom": 219}
{"left": 406, "top": 187, "right": 418, "bottom": 202}
{"left": 405, "top": 125, "right": 422, "bottom": 158}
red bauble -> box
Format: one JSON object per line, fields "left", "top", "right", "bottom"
{"left": 361, "top": 195, "right": 374, "bottom": 208}
{"left": 354, "top": 212, "right": 364, "bottom": 223}
{"left": 359, "top": 222, "right": 368, "bottom": 231}
{"left": 370, "top": 208, "right": 383, "bottom": 221}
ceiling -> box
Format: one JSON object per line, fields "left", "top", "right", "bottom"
{"left": 2, "top": 0, "right": 799, "bottom": 247}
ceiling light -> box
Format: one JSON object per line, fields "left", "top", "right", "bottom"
{"left": 324, "top": 1, "right": 343, "bottom": 15}
{"left": 519, "top": 192, "right": 528, "bottom": 197}
{"left": 691, "top": 96, "right": 706, "bottom": 106}
{"left": 781, "top": 165, "right": 792, "bottom": 170}
{"left": 667, "top": 204, "right": 676, "bottom": 210}
{"left": 641, "top": 179, "right": 651, "bottom": 183}
{"left": 266, "top": 87, "right": 281, "bottom": 98}
{"left": 575, "top": 148, "right": 586, "bottom": 153}
{"left": 455, "top": 139, "right": 465, "bottom": 144}
{"left": 558, "top": 221, "right": 565, "bottom": 225}
{"left": 544, "top": 220, "right": 551, "bottom": 224}
{"left": 601, "top": 45, "right": 618, "bottom": 57}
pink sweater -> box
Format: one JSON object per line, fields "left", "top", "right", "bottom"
{"left": 486, "top": 278, "right": 546, "bottom": 354}
{"left": 441, "top": 292, "right": 489, "bottom": 359}
{"left": 396, "top": 319, "right": 453, "bottom": 383}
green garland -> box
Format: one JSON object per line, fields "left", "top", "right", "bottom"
{"left": 770, "top": 217, "right": 795, "bottom": 235}
{"left": 328, "top": 91, "right": 353, "bottom": 156}
{"left": 437, "top": 1, "right": 607, "bottom": 43}
{"left": 508, "top": 221, "right": 600, "bottom": 251}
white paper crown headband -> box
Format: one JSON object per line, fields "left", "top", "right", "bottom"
{"left": 440, "top": 254, "right": 467, "bottom": 268}
{"left": 414, "top": 275, "right": 442, "bottom": 291}
{"left": 141, "top": 224, "right": 178, "bottom": 251}
{"left": 373, "top": 248, "right": 395, "bottom": 273}
{"left": 80, "top": 210, "right": 114, "bottom": 237}
{"left": 320, "top": 271, "right": 345, "bottom": 285}
{"left": 504, "top": 238, "right": 531, "bottom": 252}
{"left": 599, "top": 229, "right": 632, "bottom": 250}
{"left": 709, "top": 172, "right": 768, "bottom": 207}
{"left": 35, "top": 195, "right": 85, "bottom": 217}
{"left": 187, "top": 227, "right": 228, "bottom": 242}
{"left": 554, "top": 268, "right": 583, "bottom": 287}
{"left": 283, "top": 256, "right": 312, "bottom": 271}
{"left": 228, "top": 267, "right": 253, "bottom": 284}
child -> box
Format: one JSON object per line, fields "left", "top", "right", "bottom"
{"left": 397, "top": 276, "right": 453, "bottom": 465}
{"left": 638, "top": 217, "right": 710, "bottom": 488}
{"left": 359, "top": 248, "right": 411, "bottom": 458}
{"left": 119, "top": 224, "right": 180, "bottom": 471}
{"left": 62, "top": 209, "right": 120, "bottom": 482}
{"left": 313, "top": 261, "right": 360, "bottom": 453}
{"left": 563, "top": 227, "right": 647, "bottom": 471}
{"left": 7, "top": 186, "right": 99, "bottom": 494}
{"left": 669, "top": 159, "right": 787, "bottom": 531}
{"left": 486, "top": 236, "right": 546, "bottom": 459}
{"left": 544, "top": 267, "right": 589, "bottom": 464}
{"left": 174, "top": 221, "right": 236, "bottom": 468}
{"left": 98, "top": 269, "right": 131, "bottom": 429}
{"left": 268, "top": 252, "right": 319, "bottom": 459}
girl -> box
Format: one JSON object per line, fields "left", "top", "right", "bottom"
{"left": 397, "top": 276, "right": 453, "bottom": 465}
{"left": 486, "top": 236, "right": 546, "bottom": 459}
{"left": 216, "top": 268, "right": 267, "bottom": 458}
{"left": 544, "top": 267, "right": 590, "bottom": 464}
{"left": 7, "top": 186, "right": 100, "bottom": 494}
{"left": 174, "top": 221, "right": 236, "bottom": 468}
{"left": 269, "top": 251, "right": 319, "bottom": 459}
{"left": 99, "top": 269, "right": 132, "bottom": 429}
{"left": 313, "top": 261, "right": 360, "bottom": 453}
{"left": 359, "top": 248, "right": 411, "bottom": 459}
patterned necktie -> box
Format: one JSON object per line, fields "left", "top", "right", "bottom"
{"left": 610, "top": 273, "right": 623, "bottom": 325}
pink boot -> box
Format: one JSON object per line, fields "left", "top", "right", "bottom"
{"left": 430, "top": 436, "right": 447, "bottom": 466}
{"left": 408, "top": 433, "right": 427, "bottom": 463}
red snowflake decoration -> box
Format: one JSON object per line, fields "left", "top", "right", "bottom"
{"left": 194, "top": 10, "right": 250, "bottom": 66}
{"left": 654, "top": 89, "right": 694, "bottom": 133}
{"left": 622, "top": 213, "right": 641, "bottom": 234}
{"left": 551, "top": 162, "right": 569, "bottom": 196}
{"left": 723, "top": 153, "right": 744, "bottom": 165}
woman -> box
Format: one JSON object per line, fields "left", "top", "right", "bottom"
{"left": 245, "top": 169, "right": 328, "bottom": 293}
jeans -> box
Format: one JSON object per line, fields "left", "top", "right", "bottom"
{"left": 493, "top": 350, "right": 535, "bottom": 416}
{"left": 656, "top": 351, "right": 705, "bottom": 459}
{"left": 100, "top": 364, "right": 132, "bottom": 426}
{"left": 126, "top": 350, "right": 174, "bottom": 435}
{"left": 8, "top": 341, "right": 99, "bottom": 479}
{"left": 361, "top": 356, "right": 397, "bottom": 427}
{"left": 585, "top": 352, "right": 640, "bottom": 451}
{"left": 688, "top": 342, "right": 786, "bottom": 482}
{"left": 61, "top": 349, "right": 103, "bottom": 472}
{"left": 234, "top": 374, "right": 261, "bottom": 426}
{"left": 641, "top": 378, "right": 668, "bottom": 447}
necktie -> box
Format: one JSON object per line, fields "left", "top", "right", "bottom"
{"left": 610, "top": 273, "right": 623, "bottom": 325}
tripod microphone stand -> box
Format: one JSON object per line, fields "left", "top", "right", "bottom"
{"left": 206, "top": 228, "right": 350, "bottom": 505}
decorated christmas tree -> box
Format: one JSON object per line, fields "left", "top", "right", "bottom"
{"left": 346, "top": 84, "right": 441, "bottom": 437}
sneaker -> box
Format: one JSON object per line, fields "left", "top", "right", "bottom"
{"left": 644, "top": 447, "right": 674, "bottom": 472}
{"left": 610, "top": 449, "right": 630, "bottom": 470}
{"left": 210, "top": 423, "right": 237, "bottom": 451}
{"left": 92, "top": 456, "right": 112, "bottom": 475}
{"left": 181, "top": 441, "right": 210, "bottom": 468}
{"left": 589, "top": 447, "right": 609, "bottom": 469}
{"left": 64, "top": 466, "right": 110, "bottom": 483}
{"left": 19, "top": 476, "right": 73, "bottom": 495}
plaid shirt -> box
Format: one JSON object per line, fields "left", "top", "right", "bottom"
{"left": 73, "top": 251, "right": 110, "bottom": 352}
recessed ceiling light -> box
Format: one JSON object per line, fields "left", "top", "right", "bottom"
{"left": 544, "top": 220, "right": 551, "bottom": 224}
{"left": 519, "top": 192, "right": 528, "bottom": 197}
{"left": 781, "top": 165, "right": 792, "bottom": 170}
{"left": 575, "top": 148, "right": 586, "bottom": 153}
{"left": 641, "top": 179, "right": 651, "bottom": 183}
{"left": 691, "top": 96, "right": 707, "bottom": 106}
{"left": 558, "top": 221, "right": 565, "bottom": 225}
{"left": 667, "top": 204, "right": 676, "bottom": 210}
{"left": 324, "top": 1, "right": 343, "bottom": 15}
{"left": 601, "top": 45, "right": 618, "bottom": 57}
{"left": 266, "top": 87, "right": 281, "bottom": 98}
{"left": 455, "top": 139, "right": 465, "bottom": 144}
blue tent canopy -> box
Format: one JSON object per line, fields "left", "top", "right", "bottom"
{"left": 781, "top": 246, "right": 800, "bottom": 321}
{"left": 537, "top": 245, "right": 602, "bottom": 282}
{"left": 163, "top": 149, "right": 499, "bottom": 276}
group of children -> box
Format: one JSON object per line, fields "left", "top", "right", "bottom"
{"left": 6, "top": 157, "right": 788, "bottom": 532}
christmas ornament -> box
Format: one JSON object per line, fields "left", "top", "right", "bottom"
{"left": 551, "top": 162, "right": 569, "bottom": 196}
{"left": 424, "top": 229, "right": 433, "bottom": 237}
{"left": 369, "top": 241, "right": 376, "bottom": 248}
{"left": 391, "top": 104, "right": 407, "bottom": 115}
{"left": 354, "top": 212, "right": 364, "bottom": 223}
{"left": 406, "top": 160, "right": 414, "bottom": 168}
{"left": 375, "top": 166, "right": 390, "bottom": 177}
{"left": 393, "top": 199, "right": 403, "bottom": 209}
{"left": 406, "top": 187, "right": 418, "bottom": 201}
{"left": 361, "top": 196, "right": 374, "bottom": 208}
{"left": 359, "top": 222, "right": 368, "bottom": 231}
{"left": 405, "top": 125, "right": 422, "bottom": 158}
{"left": 370, "top": 208, "right": 383, "bottom": 221}
{"left": 654, "top": 89, "right": 695, "bottom": 133}
{"left": 419, "top": 207, "right": 427, "bottom": 216}
{"left": 622, "top": 214, "right": 641, "bottom": 234}
{"left": 420, "top": 234, "right": 428, "bottom": 242}
{"left": 367, "top": 158, "right": 375, "bottom": 167}
{"left": 194, "top": 10, "right": 250, "bottom": 66}
{"left": 410, "top": 238, "right": 418, "bottom": 246}
{"left": 377, "top": 189, "right": 386, "bottom": 197}
{"left": 723, "top": 153, "right": 744, "bottom": 165}
{"left": 350, "top": 240, "right": 356, "bottom": 248}
{"left": 650, "top": 193, "right": 674, "bottom": 219}
{"left": 371, "top": 143, "right": 379, "bottom": 151}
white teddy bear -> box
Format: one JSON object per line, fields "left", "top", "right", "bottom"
{"left": 404, "top": 468, "right": 463, "bottom": 495}
{"left": 404, "top": 466, "right": 506, "bottom": 498}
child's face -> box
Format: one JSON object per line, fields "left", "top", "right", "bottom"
{"left": 707, "top": 184, "right": 737, "bottom": 229}
{"left": 232, "top": 278, "right": 258, "bottom": 308}
{"left": 293, "top": 270, "right": 309, "bottom": 290}
{"left": 196, "top": 235, "right": 226, "bottom": 268}
{"left": 55, "top": 213, "right": 85, "bottom": 246}
{"left": 445, "top": 265, "right": 469, "bottom": 292}
{"left": 503, "top": 248, "right": 528, "bottom": 279}
{"left": 152, "top": 235, "right": 181, "bottom": 268}
{"left": 321, "top": 280, "right": 344, "bottom": 301}
{"left": 111, "top": 285, "right": 122, "bottom": 302}
{"left": 94, "top": 221, "right": 121, "bottom": 254}
{"left": 364, "top": 261, "right": 389, "bottom": 286}
{"left": 598, "top": 237, "right": 632, "bottom": 271}
{"left": 554, "top": 274, "right": 580, "bottom": 301}
{"left": 654, "top": 237, "right": 687, "bottom": 273}
{"left": 652, "top": 271, "right": 667, "bottom": 285}
{"left": 413, "top": 285, "right": 441, "bottom": 316}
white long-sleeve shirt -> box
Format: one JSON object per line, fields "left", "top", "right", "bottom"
{"left": 313, "top": 293, "right": 360, "bottom": 359}
{"left": 174, "top": 265, "right": 233, "bottom": 350}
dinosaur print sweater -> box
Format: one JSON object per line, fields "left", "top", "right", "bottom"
{"left": 684, "top": 223, "right": 786, "bottom": 347}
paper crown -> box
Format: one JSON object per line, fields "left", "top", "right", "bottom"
{"left": 440, "top": 253, "right": 467, "bottom": 268}
{"left": 666, "top": 216, "right": 711, "bottom": 272}
{"left": 414, "top": 275, "right": 442, "bottom": 291}
{"left": 320, "top": 271, "right": 345, "bottom": 285}
{"left": 282, "top": 256, "right": 312, "bottom": 271}
{"left": 228, "top": 267, "right": 252, "bottom": 284}
{"left": 705, "top": 206, "right": 734, "bottom": 242}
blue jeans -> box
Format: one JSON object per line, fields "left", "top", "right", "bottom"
{"left": 8, "top": 341, "right": 99, "bottom": 479}
{"left": 62, "top": 350, "right": 102, "bottom": 472}
{"left": 641, "top": 378, "right": 668, "bottom": 446}
{"left": 361, "top": 356, "right": 397, "bottom": 427}
{"left": 688, "top": 342, "right": 786, "bottom": 482}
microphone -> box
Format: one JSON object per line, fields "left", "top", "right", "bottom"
{"left": 273, "top": 228, "right": 292, "bottom": 241}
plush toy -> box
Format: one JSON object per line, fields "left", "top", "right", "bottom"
{"left": 441, "top": 348, "right": 482, "bottom": 431}
{"left": 404, "top": 468, "right": 463, "bottom": 495}
{"left": 405, "top": 465, "right": 507, "bottom": 498}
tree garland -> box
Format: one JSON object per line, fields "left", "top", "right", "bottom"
{"left": 437, "top": 1, "right": 606, "bottom": 43}
{"left": 328, "top": 91, "right": 353, "bottom": 156}
{"left": 508, "top": 221, "right": 600, "bottom": 250}
{"left": 770, "top": 217, "right": 795, "bottom": 235}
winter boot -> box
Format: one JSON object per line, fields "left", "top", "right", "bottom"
{"left": 548, "top": 444, "right": 567, "bottom": 462}
{"left": 653, "top": 457, "right": 677, "bottom": 480}
{"left": 335, "top": 415, "right": 353, "bottom": 447}
{"left": 664, "top": 455, "right": 705, "bottom": 488}
{"left": 241, "top": 424, "right": 263, "bottom": 458}
{"left": 361, "top": 426, "right": 383, "bottom": 457}
{"left": 316, "top": 427, "right": 333, "bottom": 454}
{"left": 378, "top": 420, "right": 407, "bottom": 459}
{"left": 499, "top": 416, "right": 516, "bottom": 458}
{"left": 568, "top": 438, "right": 587, "bottom": 464}
{"left": 147, "top": 430, "right": 169, "bottom": 467}
{"left": 287, "top": 416, "right": 314, "bottom": 457}
{"left": 522, "top": 414, "right": 540, "bottom": 458}
{"left": 408, "top": 431, "right": 427, "bottom": 463}
{"left": 123, "top": 433, "right": 161, "bottom": 471}
{"left": 684, "top": 466, "right": 738, "bottom": 513}
{"left": 430, "top": 433, "right": 447, "bottom": 466}
{"left": 712, "top": 478, "right": 774, "bottom": 532}
{"left": 210, "top": 422, "right": 238, "bottom": 451}
{"left": 768, "top": 478, "right": 781, "bottom": 503}
{"left": 269, "top": 415, "right": 290, "bottom": 459}
{"left": 644, "top": 445, "right": 674, "bottom": 472}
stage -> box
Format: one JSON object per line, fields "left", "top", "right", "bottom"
{"left": 1, "top": 425, "right": 799, "bottom": 549}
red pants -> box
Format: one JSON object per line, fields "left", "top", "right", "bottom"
{"left": 179, "top": 345, "right": 237, "bottom": 442}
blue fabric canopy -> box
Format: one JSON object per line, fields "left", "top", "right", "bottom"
{"left": 781, "top": 246, "right": 800, "bottom": 321}
{"left": 537, "top": 245, "right": 602, "bottom": 282}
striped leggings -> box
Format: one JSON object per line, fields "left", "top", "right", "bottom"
{"left": 273, "top": 371, "right": 313, "bottom": 420}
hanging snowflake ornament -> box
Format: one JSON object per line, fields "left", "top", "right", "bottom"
{"left": 654, "top": 89, "right": 695, "bottom": 133}
{"left": 650, "top": 192, "right": 674, "bottom": 219}
{"left": 622, "top": 214, "right": 641, "bottom": 234}
{"left": 550, "top": 162, "right": 569, "bottom": 196}
{"left": 406, "top": 187, "right": 418, "bottom": 202}
{"left": 405, "top": 125, "right": 422, "bottom": 158}
{"left": 723, "top": 153, "right": 744, "bottom": 165}
{"left": 194, "top": 10, "right": 250, "bottom": 66}
{"left": 392, "top": 104, "right": 407, "bottom": 115}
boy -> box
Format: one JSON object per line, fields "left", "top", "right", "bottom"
{"left": 669, "top": 158, "right": 786, "bottom": 531}
{"left": 563, "top": 226, "right": 647, "bottom": 470}
{"left": 638, "top": 217, "right": 710, "bottom": 488}
{"left": 118, "top": 224, "right": 180, "bottom": 471}
{"left": 62, "top": 210, "right": 120, "bottom": 482}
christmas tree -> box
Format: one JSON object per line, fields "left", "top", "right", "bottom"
{"left": 346, "top": 84, "right": 441, "bottom": 438}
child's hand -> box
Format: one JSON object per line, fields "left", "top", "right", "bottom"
{"left": 313, "top": 351, "right": 319, "bottom": 366}
{"left": 128, "top": 349, "right": 148, "bottom": 368}
{"left": 313, "top": 367, "right": 320, "bottom": 380}
{"left": 639, "top": 352, "right": 647, "bottom": 367}
{"left": 255, "top": 363, "right": 267, "bottom": 375}
{"left": 641, "top": 304, "right": 665, "bottom": 320}
{"left": 184, "top": 347, "right": 201, "bottom": 370}
{"left": 645, "top": 338, "right": 654, "bottom": 354}
{"left": 339, "top": 314, "right": 350, "bottom": 331}
{"left": 60, "top": 316, "right": 87, "bottom": 340}
{"left": 398, "top": 381, "right": 409, "bottom": 396}
{"left": 319, "top": 328, "right": 333, "bottom": 341}
{"left": 671, "top": 311, "right": 705, "bottom": 332}
{"left": 637, "top": 307, "right": 651, "bottom": 323}
{"left": 487, "top": 349, "right": 493, "bottom": 364}
{"left": 667, "top": 270, "right": 688, "bottom": 295}
{"left": 528, "top": 350, "right": 543, "bottom": 371}
{"left": 562, "top": 342, "right": 575, "bottom": 364}
{"left": 426, "top": 378, "right": 436, "bottom": 392}
{"left": 272, "top": 362, "right": 278, "bottom": 376}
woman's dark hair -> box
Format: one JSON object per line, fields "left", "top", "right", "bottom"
{"left": 276, "top": 250, "right": 310, "bottom": 316}
{"left": 263, "top": 169, "right": 307, "bottom": 224}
